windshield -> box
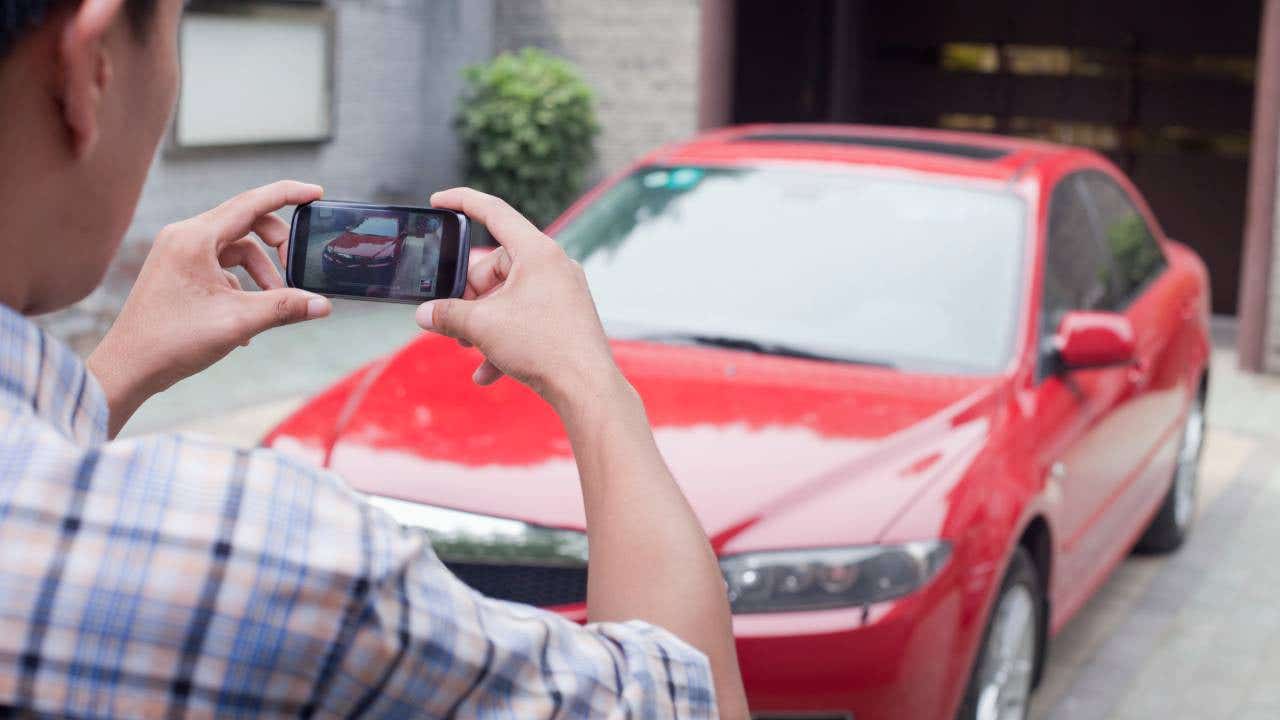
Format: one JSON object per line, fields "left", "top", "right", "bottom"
{"left": 351, "top": 217, "right": 400, "bottom": 238}
{"left": 555, "top": 165, "right": 1026, "bottom": 374}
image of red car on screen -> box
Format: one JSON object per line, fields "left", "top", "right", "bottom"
{"left": 320, "top": 215, "right": 406, "bottom": 286}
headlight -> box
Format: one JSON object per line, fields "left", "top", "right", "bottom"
{"left": 367, "top": 495, "right": 589, "bottom": 567}
{"left": 720, "top": 541, "right": 951, "bottom": 613}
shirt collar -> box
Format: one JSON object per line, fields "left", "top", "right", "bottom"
{"left": 0, "top": 302, "right": 108, "bottom": 445}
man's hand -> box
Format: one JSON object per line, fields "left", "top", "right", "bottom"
{"left": 416, "top": 187, "right": 621, "bottom": 410}
{"left": 88, "top": 181, "right": 332, "bottom": 437}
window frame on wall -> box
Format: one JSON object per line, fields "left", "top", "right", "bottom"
{"left": 172, "top": 0, "right": 335, "bottom": 151}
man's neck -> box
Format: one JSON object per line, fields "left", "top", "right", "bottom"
{"left": 0, "top": 195, "right": 36, "bottom": 314}
{"left": 0, "top": 170, "right": 42, "bottom": 313}
{"left": 0, "top": 92, "right": 57, "bottom": 314}
{"left": 0, "top": 88, "right": 71, "bottom": 315}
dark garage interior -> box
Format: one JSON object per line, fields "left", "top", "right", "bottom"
{"left": 732, "top": 0, "right": 1261, "bottom": 316}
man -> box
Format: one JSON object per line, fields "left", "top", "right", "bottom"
{"left": 0, "top": 0, "right": 748, "bottom": 716}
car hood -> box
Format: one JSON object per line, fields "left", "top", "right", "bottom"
{"left": 268, "top": 334, "right": 1001, "bottom": 550}
{"left": 328, "top": 232, "right": 397, "bottom": 257}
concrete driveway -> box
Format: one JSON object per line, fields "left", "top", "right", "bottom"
{"left": 121, "top": 314, "right": 1280, "bottom": 719}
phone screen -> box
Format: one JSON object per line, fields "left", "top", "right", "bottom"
{"left": 288, "top": 200, "right": 469, "bottom": 302}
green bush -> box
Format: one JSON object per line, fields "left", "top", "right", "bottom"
{"left": 456, "top": 48, "right": 600, "bottom": 228}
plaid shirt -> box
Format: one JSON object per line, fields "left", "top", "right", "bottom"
{"left": 0, "top": 304, "right": 716, "bottom": 719}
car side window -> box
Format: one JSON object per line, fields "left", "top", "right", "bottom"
{"left": 1042, "top": 174, "right": 1113, "bottom": 337}
{"left": 1079, "top": 172, "right": 1167, "bottom": 305}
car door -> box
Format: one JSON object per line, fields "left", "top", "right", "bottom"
{"left": 1029, "top": 171, "right": 1136, "bottom": 619}
{"left": 1075, "top": 171, "right": 1185, "bottom": 539}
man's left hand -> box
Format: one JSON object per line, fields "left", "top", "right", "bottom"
{"left": 88, "top": 181, "right": 331, "bottom": 437}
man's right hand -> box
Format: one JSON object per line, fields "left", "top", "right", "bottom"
{"left": 415, "top": 187, "right": 623, "bottom": 410}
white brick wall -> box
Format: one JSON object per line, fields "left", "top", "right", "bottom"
{"left": 40, "top": 0, "right": 494, "bottom": 353}
{"left": 493, "top": 0, "right": 702, "bottom": 178}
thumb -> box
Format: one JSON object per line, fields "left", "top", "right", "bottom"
{"left": 242, "top": 288, "right": 331, "bottom": 334}
{"left": 416, "top": 299, "right": 476, "bottom": 341}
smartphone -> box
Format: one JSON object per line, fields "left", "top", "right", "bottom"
{"left": 287, "top": 200, "right": 469, "bottom": 303}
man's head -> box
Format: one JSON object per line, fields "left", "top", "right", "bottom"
{"left": 0, "top": 0, "right": 183, "bottom": 314}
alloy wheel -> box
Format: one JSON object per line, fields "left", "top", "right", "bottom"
{"left": 1173, "top": 397, "right": 1205, "bottom": 531}
{"left": 975, "top": 584, "right": 1037, "bottom": 720}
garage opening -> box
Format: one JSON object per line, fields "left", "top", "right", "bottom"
{"left": 732, "top": 0, "right": 1261, "bottom": 315}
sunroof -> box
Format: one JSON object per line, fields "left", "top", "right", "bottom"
{"left": 735, "top": 132, "right": 1011, "bottom": 161}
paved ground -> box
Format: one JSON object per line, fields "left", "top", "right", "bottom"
{"left": 121, "top": 314, "right": 1280, "bottom": 719}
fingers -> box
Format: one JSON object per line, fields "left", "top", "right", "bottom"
{"left": 430, "top": 188, "right": 540, "bottom": 254}
{"left": 222, "top": 269, "right": 243, "bottom": 290}
{"left": 415, "top": 298, "right": 475, "bottom": 342}
{"left": 239, "top": 288, "right": 330, "bottom": 338}
{"left": 220, "top": 237, "right": 284, "bottom": 290}
{"left": 464, "top": 246, "right": 513, "bottom": 300}
{"left": 472, "top": 359, "right": 504, "bottom": 386}
{"left": 414, "top": 298, "right": 501, "bottom": 384}
{"left": 202, "top": 180, "right": 323, "bottom": 251}
{"left": 251, "top": 213, "right": 292, "bottom": 267}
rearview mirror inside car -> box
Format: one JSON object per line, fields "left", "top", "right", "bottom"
{"left": 1052, "top": 311, "right": 1136, "bottom": 372}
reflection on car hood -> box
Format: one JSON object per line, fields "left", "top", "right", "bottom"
{"left": 327, "top": 232, "right": 397, "bottom": 257}
{"left": 268, "top": 334, "right": 1000, "bottom": 549}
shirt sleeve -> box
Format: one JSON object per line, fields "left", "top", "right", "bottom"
{"left": 0, "top": 429, "right": 717, "bottom": 718}
{"left": 323, "top": 499, "right": 719, "bottom": 719}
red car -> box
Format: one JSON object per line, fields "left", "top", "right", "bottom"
{"left": 266, "top": 125, "right": 1211, "bottom": 720}
{"left": 321, "top": 214, "right": 406, "bottom": 285}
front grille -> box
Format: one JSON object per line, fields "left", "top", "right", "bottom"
{"left": 444, "top": 561, "right": 588, "bottom": 607}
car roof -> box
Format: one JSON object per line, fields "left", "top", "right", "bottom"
{"left": 642, "top": 123, "right": 1097, "bottom": 184}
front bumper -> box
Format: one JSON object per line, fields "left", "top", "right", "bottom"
{"left": 733, "top": 568, "right": 972, "bottom": 720}
{"left": 321, "top": 253, "right": 395, "bottom": 282}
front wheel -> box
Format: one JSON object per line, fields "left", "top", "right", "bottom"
{"left": 1135, "top": 388, "right": 1206, "bottom": 553}
{"left": 956, "top": 547, "right": 1042, "bottom": 720}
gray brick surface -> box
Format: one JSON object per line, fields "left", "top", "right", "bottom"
{"left": 493, "top": 0, "right": 701, "bottom": 178}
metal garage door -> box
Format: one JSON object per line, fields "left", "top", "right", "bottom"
{"left": 733, "top": 0, "right": 1259, "bottom": 314}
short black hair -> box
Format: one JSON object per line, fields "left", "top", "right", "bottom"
{"left": 1, "top": 0, "right": 157, "bottom": 58}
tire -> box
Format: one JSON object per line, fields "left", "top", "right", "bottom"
{"left": 1134, "top": 387, "right": 1206, "bottom": 554}
{"left": 956, "top": 547, "right": 1043, "bottom": 720}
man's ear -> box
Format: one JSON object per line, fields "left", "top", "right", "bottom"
{"left": 58, "top": 0, "right": 127, "bottom": 159}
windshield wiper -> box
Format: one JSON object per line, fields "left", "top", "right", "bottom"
{"left": 633, "top": 332, "right": 896, "bottom": 368}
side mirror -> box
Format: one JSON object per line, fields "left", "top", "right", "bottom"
{"left": 1052, "top": 311, "right": 1136, "bottom": 372}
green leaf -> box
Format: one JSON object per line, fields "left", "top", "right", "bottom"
{"left": 454, "top": 47, "right": 599, "bottom": 226}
